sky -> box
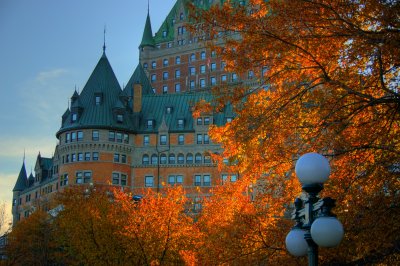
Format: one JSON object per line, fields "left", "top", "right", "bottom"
{"left": 0, "top": 0, "right": 176, "bottom": 230}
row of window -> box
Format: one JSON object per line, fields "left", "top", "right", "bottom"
{"left": 144, "top": 51, "right": 217, "bottom": 70}
{"left": 65, "top": 131, "right": 129, "bottom": 144}
{"left": 142, "top": 153, "right": 212, "bottom": 165}
{"left": 157, "top": 75, "right": 238, "bottom": 93}
{"left": 76, "top": 171, "right": 92, "bottom": 184}
{"left": 63, "top": 152, "right": 99, "bottom": 163}
{"left": 144, "top": 173, "right": 236, "bottom": 187}
{"left": 143, "top": 133, "right": 209, "bottom": 146}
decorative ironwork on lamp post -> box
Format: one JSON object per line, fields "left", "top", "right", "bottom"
{"left": 285, "top": 153, "right": 344, "bottom": 266}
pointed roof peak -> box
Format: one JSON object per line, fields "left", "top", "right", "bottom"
{"left": 13, "top": 161, "right": 27, "bottom": 192}
{"left": 102, "top": 25, "right": 107, "bottom": 56}
{"left": 139, "top": 9, "right": 155, "bottom": 48}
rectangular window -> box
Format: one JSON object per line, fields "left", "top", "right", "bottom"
{"left": 175, "top": 69, "right": 181, "bottom": 78}
{"left": 121, "top": 174, "right": 127, "bottom": 186}
{"left": 163, "top": 72, "right": 168, "bottom": 80}
{"left": 194, "top": 175, "right": 201, "bottom": 186}
{"left": 197, "top": 118, "right": 202, "bottom": 125}
{"left": 201, "top": 51, "right": 206, "bottom": 60}
{"left": 66, "top": 154, "right": 69, "bottom": 163}
{"left": 124, "top": 134, "right": 129, "bottom": 144}
{"left": 85, "top": 152, "right": 91, "bottom": 161}
{"left": 117, "top": 114, "right": 123, "bottom": 123}
{"left": 200, "top": 79, "right": 206, "bottom": 88}
{"left": 163, "top": 58, "right": 169, "bottom": 66}
{"left": 175, "top": 56, "right": 181, "bottom": 64}
{"left": 145, "top": 176, "right": 154, "bottom": 187}
{"left": 211, "top": 63, "right": 216, "bottom": 71}
{"left": 147, "top": 120, "right": 154, "bottom": 129}
{"left": 109, "top": 131, "right": 115, "bottom": 141}
{"left": 197, "top": 134, "right": 203, "bottom": 144}
{"left": 151, "top": 74, "right": 156, "bottom": 81}
{"left": 116, "top": 133, "right": 123, "bottom": 143}
{"left": 178, "top": 134, "right": 184, "bottom": 145}
{"left": 72, "top": 153, "right": 76, "bottom": 162}
{"left": 204, "top": 117, "right": 210, "bottom": 125}
{"left": 210, "top": 76, "right": 216, "bottom": 86}
{"left": 204, "top": 134, "right": 210, "bottom": 144}
{"left": 121, "top": 154, "right": 127, "bottom": 164}
{"left": 71, "top": 132, "right": 77, "bottom": 142}
{"left": 76, "top": 172, "right": 83, "bottom": 184}
{"left": 200, "top": 65, "right": 206, "bottom": 74}
{"left": 189, "top": 67, "right": 195, "bottom": 75}
{"left": 144, "top": 135, "right": 150, "bottom": 146}
{"left": 93, "top": 152, "right": 99, "bottom": 161}
{"left": 190, "top": 80, "right": 195, "bottom": 90}
{"left": 232, "top": 73, "right": 238, "bottom": 82}
{"left": 92, "top": 130, "right": 99, "bottom": 141}
{"left": 84, "top": 172, "right": 92, "bottom": 183}
{"left": 177, "top": 119, "right": 184, "bottom": 128}
{"left": 95, "top": 96, "right": 101, "bottom": 105}
{"left": 176, "top": 175, "right": 183, "bottom": 184}
{"left": 71, "top": 113, "right": 77, "bottom": 122}
{"left": 77, "top": 131, "right": 83, "bottom": 141}
{"left": 160, "top": 135, "right": 167, "bottom": 145}
{"left": 152, "top": 61, "right": 156, "bottom": 69}
{"left": 221, "top": 75, "right": 227, "bottom": 82}
{"left": 112, "top": 173, "right": 120, "bottom": 185}
{"left": 114, "top": 153, "right": 120, "bottom": 163}
{"left": 175, "top": 83, "right": 181, "bottom": 92}
{"left": 66, "top": 133, "right": 70, "bottom": 143}
{"left": 203, "top": 175, "right": 211, "bottom": 186}
{"left": 163, "top": 86, "right": 168, "bottom": 94}
{"left": 78, "top": 153, "right": 83, "bottom": 161}
{"left": 168, "top": 175, "right": 175, "bottom": 185}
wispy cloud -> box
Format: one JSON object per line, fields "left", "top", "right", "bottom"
{"left": 35, "top": 68, "right": 69, "bottom": 84}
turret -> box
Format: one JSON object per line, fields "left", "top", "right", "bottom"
{"left": 12, "top": 162, "right": 28, "bottom": 225}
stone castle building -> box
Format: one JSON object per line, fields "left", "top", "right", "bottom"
{"left": 12, "top": 0, "right": 252, "bottom": 225}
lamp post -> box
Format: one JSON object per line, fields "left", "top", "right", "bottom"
{"left": 285, "top": 153, "right": 344, "bottom": 266}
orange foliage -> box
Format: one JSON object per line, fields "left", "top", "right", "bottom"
{"left": 191, "top": 0, "right": 400, "bottom": 264}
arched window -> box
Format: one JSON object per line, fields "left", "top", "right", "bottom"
{"left": 151, "top": 154, "right": 158, "bottom": 165}
{"left": 142, "top": 154, "right": 149, "bottom": 165}
{"left": 186, "top": 153, "right": 193, "bottom": 164}
{"left": 169, "top": 154, "right": 176, "bottom": 164}
{"left": 160, "top": 153, "right": 167, "bottom": 164}
{"left": 195, "top": 153, "right": 202, "bottom": 164}
{"left": 177, "top": 153, "right": 184, "bottom": 164}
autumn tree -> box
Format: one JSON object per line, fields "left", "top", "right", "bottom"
{"left": 53, "top": 185, "right": 134, "bottom": 265}
{"left": 5, "top": 210, "right": 59, "bottom": 265}
{"left": 112, "top": 186, "right": 200, "bottom": 265}
{"left": 190, "top": 0, "right": 400, "bottom": 264}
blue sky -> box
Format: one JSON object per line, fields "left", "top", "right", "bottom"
{"left": 0, "top": 0, "right": 176, "bottom": 228}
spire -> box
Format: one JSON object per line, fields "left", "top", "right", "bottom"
{"left": 103, "top": 25, "right": 107, "bottom": 55}
{"left": 139, "top": 6, "right": 155, "bottom": 48}
{"left": 13, "top": 161, "right": 28, "bottom": 192}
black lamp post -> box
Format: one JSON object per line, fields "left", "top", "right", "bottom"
{"left": 286, "top": 153, "right": 344, "bottom": 266}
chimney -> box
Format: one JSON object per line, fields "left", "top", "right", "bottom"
{"left": 133, "top": 82, "right": 142, "bottom": 113}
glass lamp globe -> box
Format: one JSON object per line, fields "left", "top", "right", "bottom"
{"left": 311, "top": 217, "right": 344, "bottom": 247}
{"left": 295, "top": 153, "right": 331, "bottom": 185}
{"left": 285, "top": 228, "right": 308, "bottom": 257}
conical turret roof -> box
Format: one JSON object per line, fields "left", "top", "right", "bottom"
{"left": 139, "top": 12, "right": 155, "bottom": 48}
{"left": 13, "top": 162, "right": 27, "bottom": 192}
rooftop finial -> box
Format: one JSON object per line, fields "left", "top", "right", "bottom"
{"left": 148, "top": 0, "right": 150, "bottom": 14}
{"left": 23, "top": 149, "right": 25, "bottom": 164}
{"left": 103, "top": 25, "right": 107, "bottom": 53}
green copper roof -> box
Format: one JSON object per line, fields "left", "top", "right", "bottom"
{"left": 124, "top": 63, "right": 154, "bottom": 97}
{"left": 138, "top": 92, "right": 231, "bottom": 133}
{"left": 57, "top": 52, "right": 136, "bottom": 136}
{"left": 140, "top": 12, "right": 155, "bottom": 48}
{"left": 13, "top": 162, "right": 27, "bottom": 192}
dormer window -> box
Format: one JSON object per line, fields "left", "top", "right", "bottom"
{"left": 117, "top": 114, "right": 123, "bottom": 123}
{"left": 166, "top": 107, "right": 173, "bottom": 114}
{"left": 95, "top": 93, "right": 102, "bottom": 105}
{"left": 177, "top": 119, "right": 184, "bottom": 128}
{"left": 147, "top": 119, "right": 154, "bottom": 129}
{"left": 162, "top": 31, "right": 167, "bottom": 38}
{"left": 71, "top": 113, "right": 77, "bottom": 122}
{"left": 180, "top": 12, "right": 184, "bottom": 20}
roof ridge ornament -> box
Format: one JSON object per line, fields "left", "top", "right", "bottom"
{"left": 103, "top": 25, "right": 107, "bottom": 54}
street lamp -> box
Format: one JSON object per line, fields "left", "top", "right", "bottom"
{"left": 286, "top": 153, "right": 344, "bottom": 266}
